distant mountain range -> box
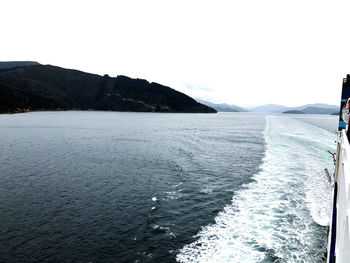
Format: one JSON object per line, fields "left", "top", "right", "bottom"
{"left": 0, "top": 61, "right": 216, "bottom": 114}
{"left": 249, "top": 103, "right": 339, "bottom": 114}
{"left": 250, "top": 104, "right": 289, "bottom": 113}
{"left": 283, "top": 106, "right": 339, "bottom": 115}
{"left": 198, "top": 100, "right": 339, "bottom": 115}
{"left": 195, "top": 99, "right": 248, "bottom": 112}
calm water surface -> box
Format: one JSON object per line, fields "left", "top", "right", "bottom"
{"left": 0, "top": 112, "right": 337, "bottom": 262}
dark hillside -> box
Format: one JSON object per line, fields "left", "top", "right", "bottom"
{"left": 0, "top": 64, "right": 216, "bottom": 113}
{"left": 0, "top": 61, "right": 39, "bottom": 69}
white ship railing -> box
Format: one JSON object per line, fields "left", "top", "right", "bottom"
{"left": 328, "top": 129, "right": 350, "bottom": 263}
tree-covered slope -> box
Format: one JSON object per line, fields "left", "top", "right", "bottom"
{"left": 0, "top": 64, "right": 216, "bottom": 113}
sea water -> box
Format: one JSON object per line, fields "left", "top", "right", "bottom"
{"left": 0, "top": 112, "right": 337, "bottom": 262}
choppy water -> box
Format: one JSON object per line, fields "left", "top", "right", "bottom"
{"left": 0, "top": 112, "right": 337, "bottom": 262}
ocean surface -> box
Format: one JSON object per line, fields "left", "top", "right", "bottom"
{"left": 0, "top": 111, "right": 337, "bottom": 263}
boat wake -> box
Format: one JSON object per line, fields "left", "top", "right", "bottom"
{"left": 176, "top": 115, "right": 335, "bottom": 263}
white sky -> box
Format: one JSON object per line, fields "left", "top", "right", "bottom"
{"left": 1, "top": 0, "right": 349, "bottom": 107}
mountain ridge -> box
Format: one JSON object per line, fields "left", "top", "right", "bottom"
{"left": 283, "top": 106, "right": 339, "bottom": 115}
{"left": 198, "top": 99, "right": 338, "bottom": 114}
{"left": 0, "top": 63, "right": 216, "bottom": 114}
{"left": 250, "top": 104, "right": 289, "bottom": 113}
{"left": 195, "top": 99, "right": 248, "bottom": 112}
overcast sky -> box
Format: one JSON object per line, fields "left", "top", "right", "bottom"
{"left": 1, "top": 0, "right": 349, "bottom": 107}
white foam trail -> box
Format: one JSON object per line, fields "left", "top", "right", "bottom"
{"left": 177, "top": 115, "right": 335, "bottom": 263}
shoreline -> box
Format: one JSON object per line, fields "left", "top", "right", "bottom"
{"left": 0, "top": 108, "right": 218, "bottom": 115}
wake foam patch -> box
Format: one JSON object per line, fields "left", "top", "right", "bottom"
{"left": 177, "top": 115, "right": 335, "bottom": 263}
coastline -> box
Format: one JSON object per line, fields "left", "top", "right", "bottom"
{"left": 0, "top": 108, "right": 218, "bottom": 114}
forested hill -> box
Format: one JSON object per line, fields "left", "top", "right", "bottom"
{"left": 0, "top": 64, "right": 216, "bottom": 113}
